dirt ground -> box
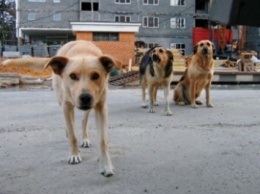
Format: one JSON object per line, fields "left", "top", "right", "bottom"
{"left": 0, "top": 58, "right": 52, "bottom": 78}
{"left": 0, "top": 86, "right": 260, "bottom": 194}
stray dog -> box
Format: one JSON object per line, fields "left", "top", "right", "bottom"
{"left": 3, "top": 40, "right": 121, "bottom": 177}
{"left": 139, "top": 47, "right": 174, "bottom": 115}
{"left": 173, "top": 40, "right": 214, "bottom": 108}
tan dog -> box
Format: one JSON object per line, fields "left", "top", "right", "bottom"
{"left": 139, "top": 47, "right": 174, "bottom": 115}
{"left": 3, "top": 40, "right": 121, "bottom": 177}
{"left": 173, "top": 40, "right": 215, "bottom": 108}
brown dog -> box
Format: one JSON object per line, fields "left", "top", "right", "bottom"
{"left": 3, "top": 40, "right": 121, "bottom": 177}
{"left": 139, "top": 47, "right": 174, "bottom": 115}
{"left": 173, "top": 40, "right": 214, "bottom": 108}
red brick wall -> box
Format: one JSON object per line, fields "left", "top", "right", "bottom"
{"left": 76, "top": 31, "right": 135, "bottom": 66}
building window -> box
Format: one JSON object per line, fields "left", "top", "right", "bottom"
{"left": 170, "top": 0, "right": 185, "bottom": 6}
{"left": 115, "top": 15, "right": 131, "bottom": 22}
{"left": 143, "top": 0, "right": 159, "bottom": 5}
{"left": 170, "top": 18, "right": 186, "bottom": 29}
{"left": 144, "top": 42, "right": 159, "bottom": 48}
{"left": 28, "top": 13, "right": 36, "bottom": 21}
{"left": 81, "top": 2, "right": 99, "bottom": 11}
{"left": 28, "top": 0, "right": 46, "bottom": 2}
{"left": 93, "top": 32, "right": 119, "bottom": 41}
{"left": 115, "top": 0, "right": 131, "bottom": 4}
{"left": 53, "top": 0, "right": 60, "bottom": 2}
{"left": 143, "top": 16, "right": 159, "bottom": 28}
{"left": 170, "top": 43, "right": 186, "bottom": 55}
{"left": 53, "top": 13, "right": 61, "bottom": 21}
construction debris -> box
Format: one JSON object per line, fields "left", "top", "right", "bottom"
{"left": 109, "top": 71, "right": 139, "bottom": 86}
{"left": 220, "top": 51, "right": 260, "bottom": 72}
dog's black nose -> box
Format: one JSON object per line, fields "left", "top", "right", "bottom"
{"left": 79, "top": 93, "right": 92, "bottom": 110}
{"left": 202, "top": 48, "right": 208, "bottom": 55}
{"left": 152, "top": 54, "right": 160, "bottom": 62}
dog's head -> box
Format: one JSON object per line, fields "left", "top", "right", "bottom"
{"left": 45, "top": 55, "right": 121, "bottom": 110}
{"left": 148, "top": 47, "right": 174, "bottom": 78}
{"left": 193, "top": 40, "right": 215, "bottom": 56}
{"left": 149, "top": 47, "right": 174, "bottom": 64}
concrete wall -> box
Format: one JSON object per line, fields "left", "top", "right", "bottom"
{"left": 17, "top": 0, "right": 196, "bottom": 54}
{"left": 17, "top": 0, "right": 78, "bottom": 28}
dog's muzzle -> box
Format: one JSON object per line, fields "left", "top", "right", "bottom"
{"left": 152, "top": 54, "right": 161, "bottom": 63}
{"left": 202, "top": 48, "right": 209, "bottom": 55}
{"left": 79, "top": 93, "right": 92, "bottom": 110}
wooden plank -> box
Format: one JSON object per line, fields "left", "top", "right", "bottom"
{"left": 0, "top": 73, "right": 20, "bottom": 87}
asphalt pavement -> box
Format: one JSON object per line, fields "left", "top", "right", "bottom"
{"left": 0, "top": 85, "right": 260, "bottom": 194}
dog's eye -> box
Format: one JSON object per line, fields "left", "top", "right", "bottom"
{"left": 91, "top": 72, "right": 100, "bottom": 81}
{"left": 206, "top": 42, "right": 210, "bottom": 46}
{"left": 200, "top": 43, "right": 204, "bottom": 47}
{"left": 159, "top": 49, "right": 164, "bottom": 53}
{"left": 70, "top": 73, "right": 79, "bottom": 81}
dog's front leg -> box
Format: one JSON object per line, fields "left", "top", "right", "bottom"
{"left": 141, "top": 80, "right": 148, "bottom": 108}
{"left": 190, "top": 79, "right": 198, "bottom": 108}
{"left": 81, "top": 111, "right": 91, "bottom": 148}
{"left": 205, "top": 81, "right": 214, "bottom": 108}
{"left": 63, "top": 102, "right": 82, "bottom": 164}
{"left": 95, "top": 103, "right": 114, "bottom": 177}
{"left": 153, "top": 85, "right": 159, "bottom": 106}
{"left": 164, "top": 83, "right": 172, "bottom": 116}
{"left": 148, "top": 85, "right": 155, "bottom": 113}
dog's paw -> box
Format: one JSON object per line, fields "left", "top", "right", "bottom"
{"left": 68, "top": 154, "right": 82, "bottom": 164}
{"left": 195, "top": 100, "right": 203, "bottom": 105}
{"left": 81, "top": 139, "right": 91, "bottom": 148}
{"left": 166, "top": 111, "right": 173, "bottom": 116}
{"left": 99, "top": 157, "right": 114, "bottom": 177}
{"left": 142, "top": 103, "right": 148, "bottom": 108}
{"left": 207, "top": 103, "right": 214, "bottom": 108}
{"left": 177, "top": 101, "right": 185, "bottom": 106}
{"left": 149, "top": 108, "right": 156, "bottom": 113}
{"left": 191, "top": 104, "right": 198, "bottom": 108}
{"left": 154, "top": 102, "right": 159, "bottom": 106}
{"left": 100, "top": 165, "right": 114, "bottom": 177}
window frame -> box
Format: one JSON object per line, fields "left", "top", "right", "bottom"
{"left": 81, "top": 2, "right": 99, "bottom": 11}
{"left": 143, "top": 16, "right": 159, "bottom": 28}
{"left": 93, "top": 32, "right": 119, "bottom": 41}
{"left": 115, "top": 0, "right": 131, "bottom": 4}
{"left": 170, "top": 0, "right": 185, "bottom": 6}
{"left": 170, "top": 43, "right": 186, "bottom": 55}
{"left": 170, "top": 17, "right": 186, "bottom": 29}
{"left": 143, "top": 0, "right": 159, "bottom": 5}
{"left": 115, "top": 15, "right": 131, "bottom": 23}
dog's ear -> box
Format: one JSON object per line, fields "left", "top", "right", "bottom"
{"left": 99, "top": 55, "right": 122, "bottom": 73}
{"left": 193, "top": 44, "right": 198, "bottom": 54}
{"left": 211, "top": 42, "right": 216, "bottom": 53}
{"left": 44, "top": 56, "right": 68, "bottom": 75}
{"left": 166, "top": 50, "right": 174, "bottom": 61}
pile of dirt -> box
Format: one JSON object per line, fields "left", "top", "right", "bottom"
{"left": 0, "top": 58, "right": 52, "bottom": 78}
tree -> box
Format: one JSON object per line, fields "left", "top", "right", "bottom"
{"left": 0, "top": 0, "right": 15, "bottom": 45}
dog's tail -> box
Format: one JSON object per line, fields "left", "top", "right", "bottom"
{"left": 2, "top": 57, "right": 50, "bottom": 71}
